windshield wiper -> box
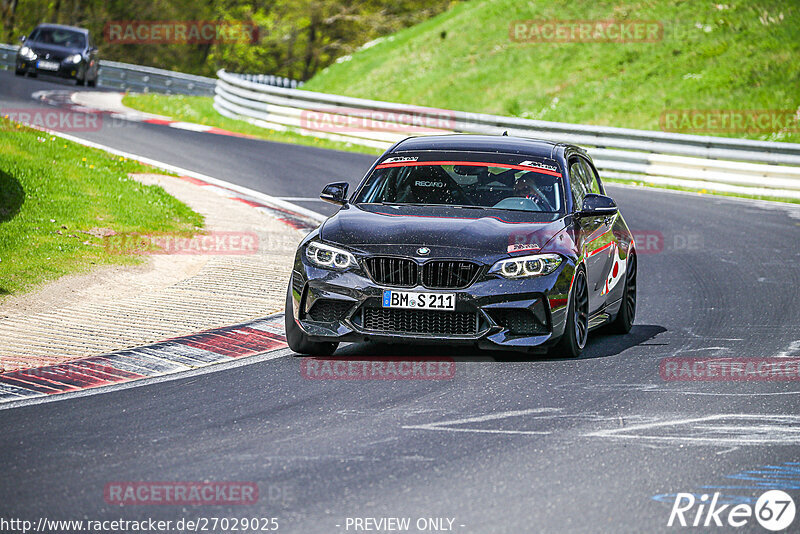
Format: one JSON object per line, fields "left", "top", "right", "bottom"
{"left": 451, "top": 205, "right": 488, "bottom": 210}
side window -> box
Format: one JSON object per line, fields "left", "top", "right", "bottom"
{"left": 580, "top": 158, "right": 603, "bottom": 195}
{"left": 568, "top": 159, "right": 588, "bottom": 209}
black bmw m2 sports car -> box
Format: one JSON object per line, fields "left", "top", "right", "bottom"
{"left": 286, "top": 135, "right": 636, "bottom": 357}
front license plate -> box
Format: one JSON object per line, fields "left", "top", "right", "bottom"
{"left": 37, "top": 60, "right": 59, "bottom": 71}
{"left": 382, "top": 290, "right": 456, "bottom": 310}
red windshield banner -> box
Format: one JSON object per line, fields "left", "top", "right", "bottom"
{"left": 374, "top": 160, "right": 563, "bottom": 177}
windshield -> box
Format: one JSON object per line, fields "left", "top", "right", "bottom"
{"left": 29, "top": 28, "right": 86, "bottom": 48}
{"left": 355, "top": 158, "right": 565, "bottom": 213}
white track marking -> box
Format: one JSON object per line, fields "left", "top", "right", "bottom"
{"left": 402, "top": 408, "right": 561, "bottom": 435}
{"left": 586, "top": 414, "right": 800, "bottom": 445}
{"left": 775, "top": 340, "right": 800, "bottom": 358}
{"left": 553, "top": 383, "right": 800, "bottom": 397}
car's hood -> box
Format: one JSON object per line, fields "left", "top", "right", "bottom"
{"left": 320, "top": 204, "right": 569, "bottom": 261}
{"left": 26, "top": 43, "right": 79, "bottom": 58}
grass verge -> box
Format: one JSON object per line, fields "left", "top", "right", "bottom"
{"left": 304, "top": 0, "right": 800, "bottom": 144}
{"left": 0, "top": 119, "right": 204, "bottom": 298}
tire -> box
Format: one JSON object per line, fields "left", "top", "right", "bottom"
{"left": 76, "top": 76, "right": 85, "bottom": 86}
{"left": 284, "top": 286, "right": 338, "bottom": 356}
{"left": 607, "top": 251, "right": 637, "bottom": 334}
{"left": 14, "top": 69, "right": 24, "bottom": 76}
{"left": 551, "top": 268, "right": 589, "bottom": 358}
{"left": 87, "top": 77, "right": 97, "bottom": 88}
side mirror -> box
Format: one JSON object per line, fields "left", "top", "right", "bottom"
{"left": 89, "top": 46, "right": 98, "bottom": 53}
{"left": 320, "top": 182, "right": 349, "bottom": 206}
{"left": 18, "top": 35, "right": 26, "bottom": 43}
{"left": 578, "top": 193, "right": 617, "bottom": 217}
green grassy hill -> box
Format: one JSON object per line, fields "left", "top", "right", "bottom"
{"left": 303, "top": 0, "right": 800, "bottom": 142}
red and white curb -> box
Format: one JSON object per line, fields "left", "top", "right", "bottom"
{"left": 0, "top": 315, "right": 287, "bottom": 403}
{"left": 175, "top": 174, "right": 319, "bottom": 231}
{"left": 31, "top": 89, "right": 259, "bottom": 139}
{"left": 132, "top": 117, "right": 259, "bottom": 138}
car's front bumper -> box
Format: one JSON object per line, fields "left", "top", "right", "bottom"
{"left": 16, "top": 57, "right": 84, "bottom": 79}
{"left": 288, "top": 255, "right": 576, "bottom": 353}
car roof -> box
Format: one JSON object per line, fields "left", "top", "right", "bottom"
{"left": 33, "top": 23, "right": 89, "bottom": 34}
{"left": 390, "top": 134, "right": 582, "bottom": 159}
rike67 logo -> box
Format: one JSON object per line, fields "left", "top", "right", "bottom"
{"left": 668, "top": 491, "right": 796, "bottom": 531}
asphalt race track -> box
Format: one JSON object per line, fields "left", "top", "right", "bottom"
{"left": 1, "top": 71, "right": 799, "bottom": 532}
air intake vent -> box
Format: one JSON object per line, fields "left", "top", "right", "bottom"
{"left": 365, "top": 257, "right": 417, "bottom": 287}
{"left": 488, "top": 309, "right": 547, "bottom": 335}
{"left": 308, "top": 299, "right": 353, "bottom": 322}
{"left": 422, "top": 261, "right": 480, "bottom": 289}
{"left": 363, "top": 308, "right": 477, "bottom": 335}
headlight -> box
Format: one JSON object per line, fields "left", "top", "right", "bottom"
{"left": 490, "top": 253, "right": 562, "bottom": 279}
{"left": 305, "top": 241, "right": 358, "bottom": 271}
{"left": 19, "top": 46, "right": 36, "bottom": 60}
{"left": 67, "top": 54, "right": 82, "bottom": 63}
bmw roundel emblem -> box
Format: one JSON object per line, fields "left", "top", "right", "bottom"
{"left": 417, "top": 247, "right": 430, "bottom": 256}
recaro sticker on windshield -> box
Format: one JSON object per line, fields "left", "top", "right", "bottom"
{"left": 382, "top": 156, "right": 419, "bottom": 164}
{"left": 519, "top": 160, "right": 558, "bottom": 172}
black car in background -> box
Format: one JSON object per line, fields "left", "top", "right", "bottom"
{"left": 16, "top": 23, "right": 99, "bottom": 86}
{"left": 286, "top": 135, "right": 637, "bottom": 358}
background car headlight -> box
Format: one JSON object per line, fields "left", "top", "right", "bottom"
{"left": 19, "top": 46, "right": 36, "bottom": 60}
{"left": 67, "top": 54, "right": 83, "bottom": 63}
{"left": 490, "top": 253, "right": 562, "bottom": 279}
{"left": 305, "top": 241, "right": 358, "bottom": 271}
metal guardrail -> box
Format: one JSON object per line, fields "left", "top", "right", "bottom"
{"left": 3, "top": 44, "right": 798, "bottom": 199}
{"left": 2, "top": 44, "right": 301, "bottom": 95}
{"left": 2, "top": 43, "right": 215, "bottom": 95}
{"left": 97, "top": 60, "right": 216, "bottom": 95}
{"left": 215, "top": 69, "right": 800, "bottom": 199}
{"left": 234, "top": 73, "right": 302, "bottom": 89}
{"left": 0, "top": 44, "right": 17, "bottom": 69}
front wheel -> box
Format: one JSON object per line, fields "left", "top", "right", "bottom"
{"left": 551, "top": 268, "right": 589, "bottom": 358}
{"left": 284, "top": 286, "right": 339, "bottom": 356}
{"left": 14, "top": 69, "right": 24, "bottom": 76}
{"left": 607, "top": 252, "right": 636, "bottom": 334}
